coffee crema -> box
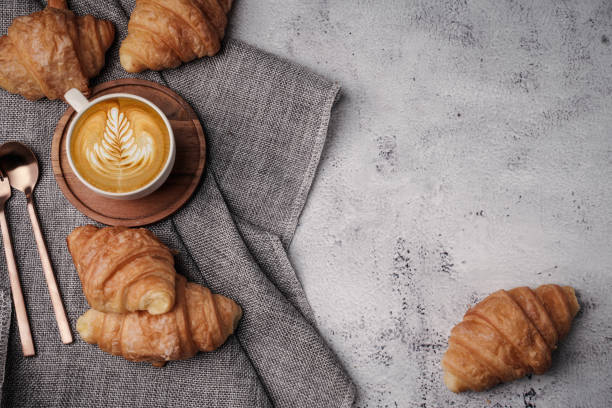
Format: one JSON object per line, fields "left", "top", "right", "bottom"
{"left": 70, "top": 98, "right": 170, "bottom": 193}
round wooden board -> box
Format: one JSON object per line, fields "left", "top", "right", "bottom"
{"left": 52, "top": 79, "right": 206, "bottom": 227}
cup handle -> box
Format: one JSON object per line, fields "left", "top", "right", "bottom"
{"left": 64, "top": 88, "right": 89, "bottom": 113}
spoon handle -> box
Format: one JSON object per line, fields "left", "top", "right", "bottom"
{"left": 26, "top": 198, "right": 73, "bottom": 344}
{"left": 0, "top": 210, "right": 35, "bottom": 356}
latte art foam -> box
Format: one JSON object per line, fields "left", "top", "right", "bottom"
{"left": 87, "top": 107, "right": 154, "bottom": 177}
{"left": 70, "top": 98, "right": 170, "bottom": 193}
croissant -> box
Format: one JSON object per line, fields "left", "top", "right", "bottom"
{"left": 77, "top": 274, "right": 242, "bottom": 366}
{"left": 442, "top": 284, "right": 580, "bottom": 392}
{"left": 119, "top": 0, "right": 233, "bottom": 73}
{"left": 67, "top": 225, "right": 176, "bottom": 315}
{"left": 0, "top": 0, "right": 115, "bottom": 100}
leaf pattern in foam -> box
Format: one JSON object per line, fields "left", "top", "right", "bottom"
{"left": 87, "top": 107, "right": 153, "bottom": 178}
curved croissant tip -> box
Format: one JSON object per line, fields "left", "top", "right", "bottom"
{"left": 119, "top": 48, "right": 145, "bottom": 73}
{"left": 142, "top": 292, "right": 174, "bottom": 315}
{"left": 443, "top": 370, "right": 467, "bottom": 393}
{"left": 563, "top": 286, "right": 580, "bottom": 318}
{"left": 76, "top": 309, "right": 103, "bottom": 343}
{"left": 212, "top": 294, "right": 242, "bottom": 332}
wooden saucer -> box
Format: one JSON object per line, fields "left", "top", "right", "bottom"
{"left": 52, "top": 79, "right": 206, "bottom": 226}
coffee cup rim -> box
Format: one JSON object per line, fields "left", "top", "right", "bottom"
{"left": 65, "top": 92, "right": 176, "bottom": 199}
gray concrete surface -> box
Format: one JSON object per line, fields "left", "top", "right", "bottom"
{"left": 228, "top": 1, "right": 612, "bottom": 407}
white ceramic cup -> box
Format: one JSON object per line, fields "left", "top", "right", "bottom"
{"left": 64, "top": 88, "right": 176, "bottom": 200}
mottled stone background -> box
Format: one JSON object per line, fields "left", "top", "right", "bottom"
{"left": 228, "top": 1, "right": 612, "bottom": 407}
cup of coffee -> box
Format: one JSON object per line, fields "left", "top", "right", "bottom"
{"left": 64, "top": 88, "right": 175, "bottom": 200}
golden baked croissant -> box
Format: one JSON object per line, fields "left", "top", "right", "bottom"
{"left": 442, "top": 284, "right": 580, "bottom": 392}
{"left": 67, "top": 225, "right": 176, "bottom": 315}
{"left": 120, "top": 0, "right": 233, "bottom": 73}
{"left": 77, "top": 274, "right": 242, "bottom": 366}
{"left": 0, "top": 0, "right": 115, "bottom": 100}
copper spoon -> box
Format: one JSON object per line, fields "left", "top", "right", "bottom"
{"left": 0, "top": 169, "right": 34, "bottom": 356}
{"left": 0, "top": 142, "right": 72, "bottom": 344}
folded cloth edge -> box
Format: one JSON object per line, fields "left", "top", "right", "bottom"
{"left": 282, "top": 83, "right": 341, "bottom": 248}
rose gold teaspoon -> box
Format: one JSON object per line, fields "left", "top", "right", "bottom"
{"left": 0, "top": 142, "right": 72, "bottom": 344}
{"left": 0, "top": 169, "right": 34, "bottom": 356}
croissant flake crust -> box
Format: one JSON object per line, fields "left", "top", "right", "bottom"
{"left": 442, "top": 284, "right": 580, "bottom": 393}
{"left": 0, "top": 0, "right": 114, "bottom": 100}
{"left": 119, "top": 0, "right": 233, "bottom": 73}
{"left": 67, "top": 225, "right": 176, "bottom": 315}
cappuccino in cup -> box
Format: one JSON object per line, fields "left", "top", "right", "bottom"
{"left": 65, "top": 89, "right": 175, "bottom": 200}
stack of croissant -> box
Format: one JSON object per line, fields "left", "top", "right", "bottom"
{"left": 0, "top": 0, "right": 233, "bottom": 100}
{"left": 67, "top": 225, "right": 242, "bottom": 366}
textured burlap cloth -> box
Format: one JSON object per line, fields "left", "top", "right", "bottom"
{"left": 0, "top": 1, "right": 355, "bottom": 406}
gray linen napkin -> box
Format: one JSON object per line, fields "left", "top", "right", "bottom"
{"left": 0, "top": 1, "right": 355, "bottom": 407}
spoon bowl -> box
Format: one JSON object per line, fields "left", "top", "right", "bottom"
{"left": 0, "top": 142, "right": 39, "bottom": 196}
